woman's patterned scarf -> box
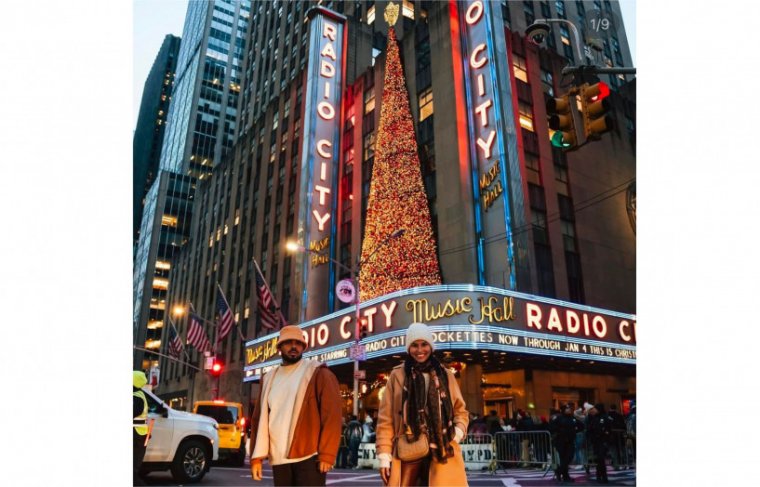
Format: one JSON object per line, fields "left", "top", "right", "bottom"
{"left": 403, "top": 354, "right": 456, "bottom": 463}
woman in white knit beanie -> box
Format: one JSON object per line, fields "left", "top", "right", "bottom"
{"left": 375, "top": 323, "right": 469, "bottom": 486}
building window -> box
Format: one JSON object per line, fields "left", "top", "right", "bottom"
{"left": 541, "top": 69, "right": 554, "bottom": 97}
{"left": 512, "top": 54, "right": 528, "bottom": 83}
{"left": 524, "top": 152, "right": 541, "bottom": 185}
{"left": 559, "top": 25, "right": 571, "bottom": 46}
{"left": 518, "top": 101, "right": 534, "bottom": 132}
{"left": 418, "top": 88, "right": 434, "bottom": 122}
{"left": 402, "top": 0, "right": 414, "bottom": 19}
{"left": 363, "top": 88, "right": 375, "bottom": 114}
{"left": 152, "top": 278, "right": 169, "bottom": 290}
{"left": 540, "top": 1, "right": 550, "bottom": 18}
{"left": 560, "top": 220, "right": 576, "bottom": 252}
{"left": 161, "top": 214, "right": 178, "bottom": 227}
{"left": 363, "top": 132, "right": 375, "bottom": 161}
{"left": 367, "top": 5, "right": 375, "bottom": 25}
{"left": 555, "top": 0, "right": 566, "bottom": 18}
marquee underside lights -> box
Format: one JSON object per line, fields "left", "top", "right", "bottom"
{"left": 243, "top": 285, "right": 636, "bottom": 381}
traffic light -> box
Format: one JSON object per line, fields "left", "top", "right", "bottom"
{"left": 359, "top": 318, "right": 369, "bottom": 339}
{"left": 210, "top": 357, "right": 224, "bottom": 377}
{"left": 546, "top": 93, "right": 577, "bottom": 149}
{"left": 580, "top": 81, "right": 613, "bottom": 140}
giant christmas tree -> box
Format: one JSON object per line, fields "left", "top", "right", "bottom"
{"left": 358, "top": 6, "right": 442, "bottom": 302}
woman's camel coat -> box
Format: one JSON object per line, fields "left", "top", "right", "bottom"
{"left": 376, "top": 364, "right": 470, "bottom": 486}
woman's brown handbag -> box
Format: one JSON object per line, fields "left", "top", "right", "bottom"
{"left": 396, "top": 433, "right": 430, "bottom": 462}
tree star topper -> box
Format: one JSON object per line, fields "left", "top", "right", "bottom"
{"left": 384, "top": 2, "right": 399, "bottom": 27}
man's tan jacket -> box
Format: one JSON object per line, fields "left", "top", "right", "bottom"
{"left": 249, "top": 360, "right": 342, "bottom": 465}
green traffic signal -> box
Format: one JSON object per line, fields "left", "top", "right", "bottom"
{"left": 546, "top": 94, "right": 577, "bottom": 149}
{"left": 551, "top": 130, "right": 571, "bottom": 148}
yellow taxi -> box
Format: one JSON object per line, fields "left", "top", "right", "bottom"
{"left": 193, "top": 400, "right": 246, "bottom": 466}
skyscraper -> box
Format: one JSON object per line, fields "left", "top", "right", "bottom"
{"left": 157, "top": 1, "right": 636, "bottom": 417}
{"left": 133, "top": 34, "right": 180, "bottom": 252}
{"left": 133, "top": 0, "right": 250, "bottom": 371}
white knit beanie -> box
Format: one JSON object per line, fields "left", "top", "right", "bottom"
{"left": 406, "top": 322, "right": 435, "bottom": 351}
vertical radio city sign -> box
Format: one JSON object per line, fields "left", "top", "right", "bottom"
{"left": 296, "top": 7, "right": 347, "bottom": 321}
{"left": 453, "top": 0, "right": 530, "bottom": 290}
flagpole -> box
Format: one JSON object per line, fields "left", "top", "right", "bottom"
{"left": 168, "top": 317, "right": 193, "bottom": 364}
{"left": 133, "top": 346, "right": 201, "bottom": 371}
{"left": 253, "top": 257, "right": 288, "bottom": 329}
{"left": 217, "top": 282, "right": 247, "bottom": 342}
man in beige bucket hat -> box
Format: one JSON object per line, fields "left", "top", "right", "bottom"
{"left": 248, "top": 325, "right": 342, "bottom": 486}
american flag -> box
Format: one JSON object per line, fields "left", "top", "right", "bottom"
{"left": 187, "top": 312, "right": 211, "bottom": 352}
{"left": 216, "top": 286, "right": 235, "bottom": 342}
{"left": 168, "top": 325, "right": 184, "bottom": 358}
{"left": 254, "top": 262, "right": 281, "bottom": 330}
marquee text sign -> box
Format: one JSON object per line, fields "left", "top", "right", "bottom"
{"left": 244, "top": 285, "right": 636, "bottom": 381}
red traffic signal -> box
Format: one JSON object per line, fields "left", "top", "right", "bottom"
{"left": 580, "top": 82, "right": 613, "bottom": 140}
{"left": 210, "top": 359, "right": 224, "bottom": 377}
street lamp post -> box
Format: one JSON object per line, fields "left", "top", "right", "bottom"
{"left": 527, "top": 18, "right": 636, "bottom": 78}
{"left": 286, "top": 228, "right": 405, "bottom": 417}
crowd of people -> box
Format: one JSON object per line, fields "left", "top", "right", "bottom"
{"left": 464, "top": 402, "right": 635, "bottom": 484}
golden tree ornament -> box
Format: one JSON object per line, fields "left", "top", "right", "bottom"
{"left": 358, "top": 26, "right": 442, "bottom": 301}
{"left": 384, "top": 2, "right": 399, "bottom": 26}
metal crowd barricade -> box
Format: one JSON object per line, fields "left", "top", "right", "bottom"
{"left": 491, "top": 431, "right": 554, "bottom": 475}
{"left": 576, "top": 430, "right": 636, "bottom": 472}
{"left": 460, "top": 433, "right": 494, "bottom": 470}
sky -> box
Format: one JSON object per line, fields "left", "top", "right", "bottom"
{"left": 133, "top": 0, "right": 636, "bottom": 129}
{"left": 133, "top": 0, "right": 189, "bottom": 128}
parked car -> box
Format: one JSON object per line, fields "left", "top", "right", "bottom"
{"left": 140, "top": 388, "right": 219, "bottom": 483}
{"left": 193, "top": 400, "right": 246, "bottom": 466}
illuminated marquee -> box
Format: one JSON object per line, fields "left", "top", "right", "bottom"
{"left": 454, "top": 0, "right": 528, "bottom": 289}
{"left": 296, "top": 7, "right": 347, "bottom": 321}
{"left": 244, "top": 285, "right": 636, "bottom": 381}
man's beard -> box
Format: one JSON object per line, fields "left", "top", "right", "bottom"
{"left": 281, "top": 350, "right": 303, "bottom": 365}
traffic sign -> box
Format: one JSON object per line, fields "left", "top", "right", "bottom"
{"left": 349, "top": 343, "right": 367, "bottom": 361}
{"left": 354, "top": 370, "right": 366, "bottom": 380}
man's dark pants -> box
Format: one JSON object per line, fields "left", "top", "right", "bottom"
{"left": 556, "top": 442, "right": 575, "bottom": 480}
{"left": 133, "top": 431, "right": 147, "bottom": 486}
{"left": 272, "top": 455, "right": 327, "bottom": 486}
{"left": 348, "top": 438, "right": 361, "bottom": 467}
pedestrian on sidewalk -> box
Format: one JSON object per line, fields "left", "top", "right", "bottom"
{"left": 608, "top": 404, "right": 627, "bottom": 470}
{"left": 587, "top": 403, "right": 611, "bottom": 484}
{"left": 362, "top": 416, "right": 376, "bottom": 443}
{"left": 336, "top": 417, "right": 349, "bottom": 469}
{"left": 486, "top": 410, "right": 502, "bottom": 437}
{"left": 248, "top": 325, "right": 342, "bottom": 486}
{"left": 376, "top": 322, "right": 470, "bottom": 486}
{"left": 345, "top": 415, "right": 363, "bottom": 468}
{"left": 550, "top": 403, "right": 584, "bottom": 483}
{"left": 573, "top": 405, "right": 588, "bottom": 468}
{"left": 133, "top": 371, "right": 150, "bottom": 486}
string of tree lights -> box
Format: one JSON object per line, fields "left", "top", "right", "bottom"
{"left": 358, "top": 25, "right": 441, "bottom": 301}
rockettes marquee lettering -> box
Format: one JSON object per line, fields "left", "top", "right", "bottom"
{"left": 244, "top": 285, "right": 637, "bottom": 381}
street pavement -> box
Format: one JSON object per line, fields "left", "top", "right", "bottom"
{"left": 143, "top": 463, "right": 636, "bottom": 486}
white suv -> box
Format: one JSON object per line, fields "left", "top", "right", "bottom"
{"left": 140, "top": 388, "right": 220, "bottom": 483}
